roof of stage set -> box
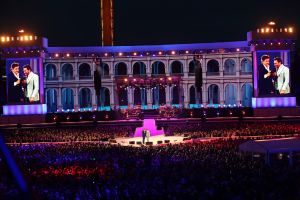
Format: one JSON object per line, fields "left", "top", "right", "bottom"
{"left": 47, "top": 41, "right": 249, "bottom": 54}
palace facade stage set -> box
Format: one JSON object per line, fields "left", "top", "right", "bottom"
{"left": 0, "top": 23, "right": 299, "bottom": 132}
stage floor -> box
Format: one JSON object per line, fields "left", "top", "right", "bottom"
{"left": 114, "top": 135, "right": 186, "bottom": 147}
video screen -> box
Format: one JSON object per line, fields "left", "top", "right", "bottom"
{"left": 256, "top": 51, "right": 291, "bottom": 97}
{"left": 6, "top": 58, "right": 42, "bottom": 104}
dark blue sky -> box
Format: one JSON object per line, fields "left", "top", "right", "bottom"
{"left": 0, "top": 0, "right": 299, "bottom": 46}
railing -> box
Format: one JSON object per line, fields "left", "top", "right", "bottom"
{"left": 79, "top": 76, "right": 93, "bottom": 80}
{"left": 46, "top": 77, "right": 59, "bottom": 81}
{"left": 102, "top": 75, "right": 111, "bottom": 79}
{"left": 151, "top": 73, "right": 166, "bottom": 77}
{"left": 240, "top": 71, "right": 252, "bottom": 75}
{"left": 206, "top": 72, "right": 220, "bottom": 76}
{"left": 62, "top": 76, "right": 76, "bottom": 81}
{"left": 132, "top": 74, "right": 147, "bottom": 77}
{"left": 170, "top": 73, "right": 184, "bottom": 76}
{"left": 223, "top": 71, "right": 236, "bottom": 76}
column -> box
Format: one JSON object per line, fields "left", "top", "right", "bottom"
{"left": 220, "top": 83, "right": 225, "bottom": 105}
{"left": 57, "top": 87, "right": 62, "bottom": 110}
{"left": 166, "top": 86, "right": 171, "bottom": 106}
{"left": 166, "top": 59, "right": 170, "bottom": 76}
{"left": 91, "top": 88, "right": 97, "bottom": 109}
{"left": 147, "top": 88, "right": 152, "bottom": 109}
{"left": 236, "top": 82, "right": 241, "bottom": 106}
{"left": 114, "top": 86, "right": 120, "bottom": 109}
{"left": 202, "top": 84, "right": 207, "bottom": 106}
{"left": 183, "top": 83, "right": 189, "bottom": 108}
{"left": 128, "top": 87, "right": 133, "bottom": 108}
{"left": 74, "top": 88, "right": 79, "bottom": 111}
{"left": 183, "top": 58, "right": 188, "bottom": 78}
{"left": 74, "top": 63, "right": 78, "bottom": 81}
{"left": 58, "top": 62, "right": 62, "bottom": 82}
{"left": 146, "top": 59, "right": 151, "bottom": 77}
{"left": 109, "top": 86, "right": 115, "bottom": 109}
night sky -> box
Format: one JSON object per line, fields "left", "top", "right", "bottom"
{"left": 0, "top": 0, "right": 299, "bottom": 46}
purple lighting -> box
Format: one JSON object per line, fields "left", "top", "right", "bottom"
{"left": 252, "top": 97, "right": 296, "bottom": 108}
{"left": 3, "top": 104, "right": 47, "bottom": 116}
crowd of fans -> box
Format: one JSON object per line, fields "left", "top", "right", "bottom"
{"left": 2, "top": 126, "right": 133, "bottom": 143}
{"left": 165, "top": 122, "right": 300, "bottom": 139}
{"left": 2, "top": 122, "right": 300, "bottom": 144}
{"left": 0, "top": 122, "right": 300, "bottom": 199}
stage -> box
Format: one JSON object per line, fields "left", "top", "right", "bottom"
{"left": 113, "top": 135, "right": 187, "bottom": 146}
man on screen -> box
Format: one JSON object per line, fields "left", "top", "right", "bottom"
{"left": 23, "top": 64, "right": 39, "bottom": 103}
{"left": 274, "top": 57, "right": 290, "bottom": 95}
{"left": 7, "top": 62, "right": 24, "bottom": 103}
{"left": 258, "top": 55, "right": 275, "bottom": 95}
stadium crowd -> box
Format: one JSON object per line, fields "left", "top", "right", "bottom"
{"left": 0, "top": 122, "right": 300, "bottom": 199}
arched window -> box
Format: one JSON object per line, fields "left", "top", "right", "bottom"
{"left": 46, "top": 89, "right": 57, "bottom": 112}
{"left": 242, "top": 83, "right": 253, "bottom": 107}
{"left": 115, "top": 62, "right": 127, "bottom": 76}
{"left": 208, "top": 84, "right": 219, "bottom": 104}
{"left": 134, "top": 87, "right": 141, "bottom": 106}
{"left": 189, "top": 86, "right": 196, "bottom": 104}
{"left": 152, "top": 86, "right": 166, "bottom": 107}
{"left": 79, "top": 88, "right": 92, "bottom": 109}
{"left": 151, "top": 61, "right": 165, "bottom": 75}
{"left": 224, "top": 59, "right": 236, "bottom": 75}
{"left": 62, "top": 88, "right": 74, "bottom": 110}
{"left": 119, "top": 88, "right": 128, "bottom": 106}
{"left": 171, "top": 85, "right": 180, "bottom": 105}
{"left": 225, "top": 84, "right": 237, "bottom": 105}
{"left": 188, "top": 61, "right": 195, "bottom": 75}
{"left": 170, "top": 61, "right": 183, "bottom": 75}
{"left": 45, "top": 64, "right": 57, "bottom": 80}
{"left": 97, "top": 87, "right": 110, "bottom": 110}
{"left": 79, "top": 63, "right": 91, "bottom": 79}
{"left": 61, "top": 63, "right": 73, "bottom": 80}
{"left": 101, "top": 63, "right": 110, "bottom": 77}
{"left": 207, "top": 60, "right": 219, "bottom": 76}
{"left": 133, "top": 62, "right": 146, "bottom": 76}
{"left": 241, "top": 58, "right": 252, "bottom": 74}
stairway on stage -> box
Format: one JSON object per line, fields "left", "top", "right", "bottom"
{"left": 134, "top": 119, "right": 164, "bottom": 137}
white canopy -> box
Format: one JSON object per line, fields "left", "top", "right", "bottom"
{"left": 239, "top": 137, "right": 300, "bottom": 154}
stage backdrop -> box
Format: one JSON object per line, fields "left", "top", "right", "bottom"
{"left": 6, "top": 57, "right": 44, "bottom": 105}
{"left": 253, "top": 50, "right": 291, "bottom": 97}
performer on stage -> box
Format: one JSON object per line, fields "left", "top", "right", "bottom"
{"left": 142, "top": 128, "right": 147, "bottom": 144}
{"left": 7, "top": 62, "right": 24, "bottom": 103}
{"left": 23, "top": 64, "right": 39, "bottom": 103}
{"left": 273, "top": 57, "right": 290, "bottom": 95}
{"left": 258, "top": 54, "right": 275, "bottom": 95}
{"left": 146, "top": 129, "right": 150, "bottom": 142}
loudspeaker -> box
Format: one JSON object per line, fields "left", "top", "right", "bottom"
{"left": 194, "top": 57, "right": 202, "bottom": 92}
{"left": 94, "top": 58, "right": 102, "bottom": 96}
{"left": 129, "top": 141, "right": 135, "bottom": 145}
{"left": 146, "top": 142, "right": 153, "bottom": 145}
{"left": 157, "top": 141, "right": 163, "bottom": 144}
{"left": 136, "top": 141, "right": 142, "bottom": 145}
{"left": 164, "top": 140, "right": 170, "bottom": 143}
